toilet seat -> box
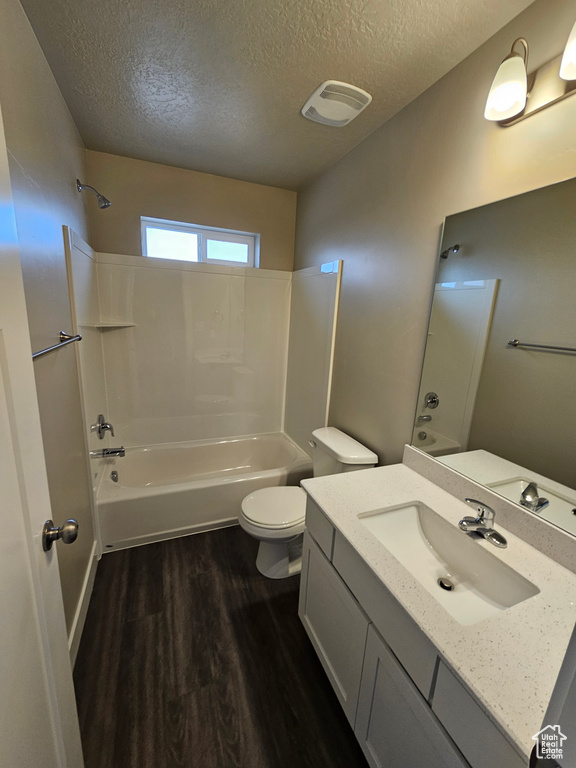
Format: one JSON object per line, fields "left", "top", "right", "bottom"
{"left": 241, "top": 486, "right": 306, "bottom": 529}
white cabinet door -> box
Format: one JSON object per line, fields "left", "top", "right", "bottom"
{"left": 299, "top": 532, "right": 369, "bottom": 726}
{"left": 355, "top": 626, "right": 469, "bottom": 768}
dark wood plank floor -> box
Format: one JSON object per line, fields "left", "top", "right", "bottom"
{"left": 74, "top": 526, "right": 369, "bottom": 768}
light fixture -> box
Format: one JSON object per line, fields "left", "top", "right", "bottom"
{"left": 484, "top": 38, "right": 528, "bottom": 122}
{"left": 560, "top": 19, "right": 576, "bottom": 80}
{"left": 485, "top": 23, "right": 576, "bottom": 126}
{"left": 76, "top": 179, "right": 112, "bottom": 209}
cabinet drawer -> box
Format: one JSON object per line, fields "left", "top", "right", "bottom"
{"left": 299, "top": 532, "right": 369, "bottom": 726}
{"left": 305, "top": 496, "right": 335, "bottom": 560}
{"left": 332, "top": 531, "right": 437, "bottom": 698}
{"left": 432, "top": 662, "right": 525, "bottom": 768}
{"left": 356, "top": 626, "right": 469, "bottom": 768}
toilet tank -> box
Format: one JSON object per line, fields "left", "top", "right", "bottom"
{"left": 310, "top": 427, "right": 378, "bottom": 477}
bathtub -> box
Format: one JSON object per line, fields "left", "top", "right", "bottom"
{"left": 96, "top": 432, "right": 312, "bottom": 550}
{"left": 411, "top": 427, "right": 461, "bottom": 457}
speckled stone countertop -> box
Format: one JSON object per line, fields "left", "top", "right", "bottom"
{"left": 301, "top": 463, "right": 576, "bottom": 758}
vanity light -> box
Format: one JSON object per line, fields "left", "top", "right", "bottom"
{"left": 486, "top": 24, "right": 576, "bottom": 126}
{"left": 560, "top": 19, "right": 576, "bottom": 80}
{"left": 484, "top": 38, "right": 528, "bottom": 122}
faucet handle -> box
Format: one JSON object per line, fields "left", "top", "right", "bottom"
{"left": 522, "top": 483, "right": 539, "bottom": 503}
{"left": 91, "top": 413, "right": 115, "bottom": 439}
{"left": 464, "top": 498, "right": 495, "bottom": 523}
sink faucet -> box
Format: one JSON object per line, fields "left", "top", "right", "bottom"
{"left": 520, "top": 482, "right": 549, "bottom": 513}
{"left": 458, "top": 498, "right": 507, "bottom": 548}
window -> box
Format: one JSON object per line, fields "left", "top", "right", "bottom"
{"left": 141, "top": 217, "right": 259, "bottom": 267}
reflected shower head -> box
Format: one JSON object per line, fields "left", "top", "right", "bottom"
{"left": 76, "top": 179, "right": 112, "bottom": 209}
{"left": 440, "top": 243, "right": 460, "bottom": 259}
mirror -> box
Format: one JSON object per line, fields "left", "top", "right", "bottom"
{"left": 413, "top": 176, "right": 576, "bottom": 537}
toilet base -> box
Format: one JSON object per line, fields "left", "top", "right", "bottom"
{"left": 255, "top": 535, "right": 303, "bottom": 579}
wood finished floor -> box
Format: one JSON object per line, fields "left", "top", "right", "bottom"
{"left": 74, "top": 526, "right": 369, "bottom": 768}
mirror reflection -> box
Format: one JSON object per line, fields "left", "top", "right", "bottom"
{"left": 413, "top": 176, "right": 576, "bottom": 536}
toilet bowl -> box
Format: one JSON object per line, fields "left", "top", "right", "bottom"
{"left": 239, "top": 427, "right": 378, "bottom": 579}
{"left": 239, "top": 486, "right": 307, "bottom": 578}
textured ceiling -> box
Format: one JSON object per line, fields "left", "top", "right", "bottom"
{"left": 20, "top": 0, "right": 536, "bottom": 189}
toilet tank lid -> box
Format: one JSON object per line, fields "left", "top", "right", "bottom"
{"left": 311, "top": 427, "right": 378, "bottom": 465}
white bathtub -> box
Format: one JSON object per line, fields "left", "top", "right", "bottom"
{"left": 411, "top": 428, "right": 461, "bottom": 457}
{"left": 96, "top": 432, "right": 312, "bottom": 550}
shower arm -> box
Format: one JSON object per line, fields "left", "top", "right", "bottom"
{"left": 76, "top": 179, "right": 111, "bottom": 209}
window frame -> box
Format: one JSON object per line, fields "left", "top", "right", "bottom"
{"left": 141, "top": 216, "right": 259, "bottom": 268}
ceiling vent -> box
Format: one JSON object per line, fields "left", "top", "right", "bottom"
{"left": 301, "top": 80, "right": 372, "bottom": 127}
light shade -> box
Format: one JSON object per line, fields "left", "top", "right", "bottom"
{"left": 560, "top": 19, "right": 576, "bottom": 80}
{"left": 484, "top": 53, "right": 528, "bottom": 121}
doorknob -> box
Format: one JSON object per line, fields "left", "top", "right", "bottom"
{"left": 42, "top": 519, "right": 79, "bottom": 552}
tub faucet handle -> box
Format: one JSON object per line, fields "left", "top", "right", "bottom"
{"left": 91, "top": 413, "right": 115, "bottom": 439}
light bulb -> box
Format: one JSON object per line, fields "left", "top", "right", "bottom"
{"left": 485, "top": 53, "right": 528, "bottom": 121}
{"left": 560, "top": 19, "right": 576, "bottom": 80}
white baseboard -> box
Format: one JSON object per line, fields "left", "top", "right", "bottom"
{"left": 69, "top": 540, "right": 98, "bottom": 667}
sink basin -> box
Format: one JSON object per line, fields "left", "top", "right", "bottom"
{"left": 359, "top": 502, "right": 539, "bottom": 625}
{"left": 487, "top": 477, "right": 576, "bottom": 537}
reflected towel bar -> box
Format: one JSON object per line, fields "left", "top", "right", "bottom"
{"left": 32, "top": 331, "right": 82, "bottom": 361}
{"left": 507, "top": 339, "right": 576, "bottom": 354}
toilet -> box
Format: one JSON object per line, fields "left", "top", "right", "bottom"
{"left": 239, "top": 427, "right": 378, "bottom": 578}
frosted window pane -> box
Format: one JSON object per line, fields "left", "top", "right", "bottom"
{"left": 206, "top": 239, "right": 249, "bottom": 263}
{"left": 146, "top": 228, "right": 199, "bottom": 261}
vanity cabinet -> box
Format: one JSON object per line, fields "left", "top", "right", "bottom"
{"left": 432, "top": 662, "right": 525, "bottom": 768}
{"left": 355, "top": 625, "right": 469, "bottom": 768}
{"left": 332, "top": 526, "right": 437, "bottom": 698}
{"left": 299, "top": 532, "right": 369, "bottom": 725}
{"left": 300, "top": 496, "right": 527, "bottom": 768}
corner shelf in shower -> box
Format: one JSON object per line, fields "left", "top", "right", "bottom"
{"left": 80, "top": 321, "right": 137, "bottom": 329}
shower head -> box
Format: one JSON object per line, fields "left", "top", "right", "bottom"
{"left": 76, "top": 179, "right": 112, "bottom": 209}
{"left": 440, "top": 243, "right": 460, "bottom": 259}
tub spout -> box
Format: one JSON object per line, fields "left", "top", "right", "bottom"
{"left": 90, "top": 447, "right": 125, "bottom": 458}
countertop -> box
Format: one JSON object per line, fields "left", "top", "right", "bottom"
{"left": 438, "top": 449, "right": 576, "bottom": 536}
{"left": 301, "top": 463, "right": 576, "bottom": 758}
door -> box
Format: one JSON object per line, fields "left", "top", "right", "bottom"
{"left": 0, "top": 100, "right": 84, "bottom": 765}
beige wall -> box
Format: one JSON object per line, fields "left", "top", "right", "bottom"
{"left": 294, "top": 0, "right": 576, "bottom": 467}
{"left": 0, "top": 0, "right": 94, "bottom": 633}
{"left": 85, "top": 151, "right": 297, "bottom": 271}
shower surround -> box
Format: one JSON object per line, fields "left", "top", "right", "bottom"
{"left": 65, "top": 229, "right": 340, "bottom": 550}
